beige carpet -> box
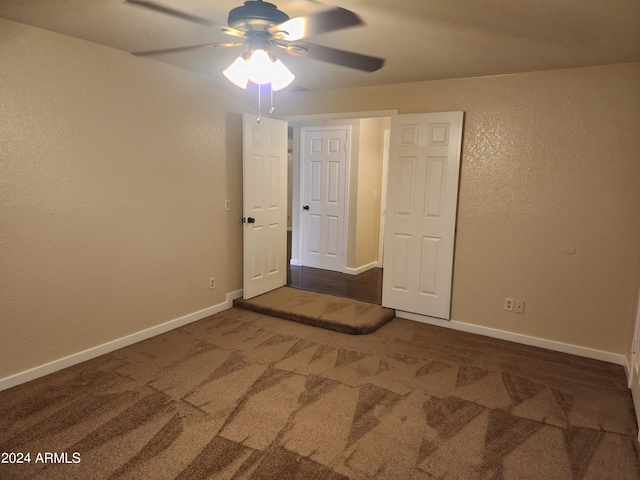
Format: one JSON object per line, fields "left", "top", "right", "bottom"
{"left": 1, "top": 308, "right": 639, "bottom": 479}
{"left": 233, "top": 287, "right": 394, "bottom": 334}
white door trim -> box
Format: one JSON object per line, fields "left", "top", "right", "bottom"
{"left": 282, "top": 110, "right": 398, "bottom": 122}
{"left": 377, "top": 128, "right": 391, "bottom": 268}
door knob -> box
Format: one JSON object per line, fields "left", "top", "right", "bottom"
{"left": 303, "top": 205, "right": 310, "bottom": 210}
{"left": 247, "top": 217, "right": 256, "bottom": 223}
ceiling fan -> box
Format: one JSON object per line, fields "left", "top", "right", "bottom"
{"left": 126, "top": 0, "right": 385, "bottom": 90}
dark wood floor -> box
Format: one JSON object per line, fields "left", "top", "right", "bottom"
{"left": 286, "top": 230, "right": 383, "bottom": 304}
{"left": 287, "top": 265, "right": 383, "bottom": 305}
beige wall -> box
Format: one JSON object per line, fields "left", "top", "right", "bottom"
{"left": 355, "top": 117, "right": 384, "bottom": 268}
{"left": 0, "top": 19, "right": 249, "bottom": 379}
{"left": 279, "top": 63, "right": 640, "bottom": 358}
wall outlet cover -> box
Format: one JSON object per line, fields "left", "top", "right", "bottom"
{"left": 504, "top": 298, "right": 513, "bottom": 311}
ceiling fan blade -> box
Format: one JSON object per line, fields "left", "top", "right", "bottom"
{"left": 132, "top": 41, "right": 246, "bottom": 56}
{"left": 279, "top": 41, "right": 385, "bottom": 72}
{"left": 125, "top": 0, "right": 245, "bottom": 37}
{"left": 220, "top": 27, "right": 248, "bottom": 38}
{"left": 269, "top": 7, "right": 363, "bottom": 41}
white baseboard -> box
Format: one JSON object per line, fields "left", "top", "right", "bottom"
{"left": 288, "top": 260, "right": 377, "bottom": 275}
{"left": 344, "top": 261, "right": 378, "bottom": 276}
{"left": 396, "top": 310, "right": 628, "bottom": 367}
{"left": 0, "top": 289, "right": 244, "bottom": 392}
{"left": 4, "top": 293, "right": 628, "bottom": 392}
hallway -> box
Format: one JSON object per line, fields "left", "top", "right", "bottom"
{"left": 287, "top": 265, "right": 383, "bottom": 305}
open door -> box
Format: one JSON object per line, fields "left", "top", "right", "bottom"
{"left": 382, "top": 112, "right": 464, "bottom": 319}
{"left": 242, "top": 113, "right": 288, "bottom": 299}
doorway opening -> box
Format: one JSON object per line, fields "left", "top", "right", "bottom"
{"left": 285, "top": 112, "right": 393, "bottom": 305}
{"left": 242, "top": 110, "right": 463, "bottom": 319}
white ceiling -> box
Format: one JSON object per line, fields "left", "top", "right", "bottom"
{"left": 2, "top": 0, "right": 639, "bottom": 92}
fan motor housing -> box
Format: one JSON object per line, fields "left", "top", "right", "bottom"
{"left": 228, "top": 0, "right": 290, "bottom": 31}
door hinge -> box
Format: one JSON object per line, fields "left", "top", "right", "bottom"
{"left": 633, "top": 339, "right": 638, "bottom": 354}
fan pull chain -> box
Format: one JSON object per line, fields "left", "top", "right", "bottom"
{"left": 257, "top": 84, "right": 262, "bottom": 123}
{"left": 269, "top": 85, "right": 275, "bottom": 114}
{"left": 256, "top": 84, "right": 276, "bottom": 123}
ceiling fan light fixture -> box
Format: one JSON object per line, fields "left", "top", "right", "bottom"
{"left": 223, "top": 48, "right": 294, "bottom": 91}
{"left": 223, "top": 55, "right": 251, "bottom": 88}
{"left": 266, "top": 58, "right": 295, "bottom": 91}
{"left": 245, "top": 48, "right": 275, "bottom": 85}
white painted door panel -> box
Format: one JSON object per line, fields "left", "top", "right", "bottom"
{"left": 301, "top": 127, "right": 348, "bottom": 272}
{"left": 382, "top": 112, "right": 464, "bottom": 319}
{"left": 242, "top": 114, "right": 287, "bottom": 299}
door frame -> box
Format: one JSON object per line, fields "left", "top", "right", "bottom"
{"left": 284, "top": 110, "right": 398, "bottom": 271}
{"left": 377, "top": 128, "right": 391, "bottom": 268}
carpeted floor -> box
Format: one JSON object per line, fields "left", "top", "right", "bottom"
{"left": 233, "top": 287, "right": 394, "bottom": 334}
{"left": 1, "top": 308, "right": 639, "bottom": 479}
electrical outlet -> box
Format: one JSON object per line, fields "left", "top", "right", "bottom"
{"left": 514, "top": 300, "right": 525, "bottom": 314}
{"left": 209, "top": 277, "right": 216, "bottom": 289}
{"left": 504, "top": 298, "right": 513, "bottom": 311}
{"left": 224, "top": 200, "right": 231, "bottom": 211}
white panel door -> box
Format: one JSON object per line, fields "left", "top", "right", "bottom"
{"left": 242, "top": 114, "right": 287, "bottom": 300}
{"left": 301, "top": 127, "right": 348, "bottom": 272}
{"left": 382, "top": 112, "right": 464, "bottom": 319}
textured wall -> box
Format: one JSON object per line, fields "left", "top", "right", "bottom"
{"left": 355, "top": 117, "right": 384, "bottom": 268}
{"left": 0, "top": 19, "right": 249, "bottom": 378}
{"left": 278, "top": 63, "right": 640, "bottom": 358}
